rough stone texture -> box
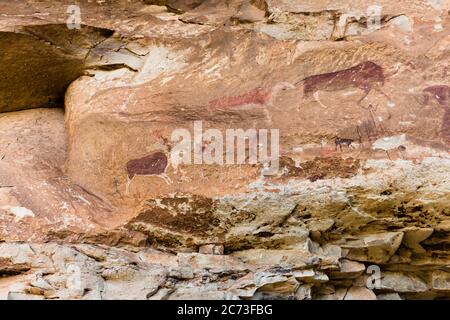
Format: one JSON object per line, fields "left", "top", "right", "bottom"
{"left": 0, "top": 0, "right": 449, "bottom": 299}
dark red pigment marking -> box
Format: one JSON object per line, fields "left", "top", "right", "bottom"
{"left": 126, "top": 152, "right": 168, "bottom": 179}
{"left": 423, "top": 85, "right": 450, "bottom": 107}
{"left": 423, "top": 85, "right": 450, "bottom": 145}
{"left": 300, "top": 61, "right": 386, "bottom": 102}
{"left": 207, "top": 82, "right": 294, "bottom": 115}
{"left": 209, "top": 87, "right": 272, "bottom": 109}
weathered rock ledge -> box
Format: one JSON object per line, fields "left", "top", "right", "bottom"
{"left": 1, "top": 241, "right": 449, "bottom": 300}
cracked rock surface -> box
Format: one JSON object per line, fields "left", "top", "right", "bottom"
{"left": 0, "top": 0, "right": 449, "bottom": 300}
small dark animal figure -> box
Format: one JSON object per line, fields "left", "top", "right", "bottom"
{"left": 126, "top": 151, "right": 168, "bottom": 179}
{"left": 298, "top": 61, "right": 389, "bottom": 106}
{"left": 335, "top": 137, "right": 354, "bottom": 151}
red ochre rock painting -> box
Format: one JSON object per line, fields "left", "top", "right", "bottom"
{"left": 209, "top": 87, "right": 271, "bottom": 109}
{"left": 208, "top": 82, "right": 294, "bottom": 110}
{"left": 126, "top": 151, "right": 168, "bottom": 179}
{"left": 299, "top": 61, "right": 386, "bottom": 103}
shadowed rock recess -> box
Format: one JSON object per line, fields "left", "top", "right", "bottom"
{"left": 0, "top": 0, "right": 449, "bottom": 300}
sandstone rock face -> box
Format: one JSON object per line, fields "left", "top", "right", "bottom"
{"left": 0, "top": 0, "right": 449, "bottom": 300}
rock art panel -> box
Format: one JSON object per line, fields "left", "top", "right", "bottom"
{"left": 0, "top": 0, "right": 449, "bottom": 300}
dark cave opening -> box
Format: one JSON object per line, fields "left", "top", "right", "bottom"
{"left": 0, "top": 24, "right": 114, "bottom": 113}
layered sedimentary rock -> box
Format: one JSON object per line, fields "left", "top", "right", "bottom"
{"left": 0, "top": 0, "right": 449, "bottom": 300}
